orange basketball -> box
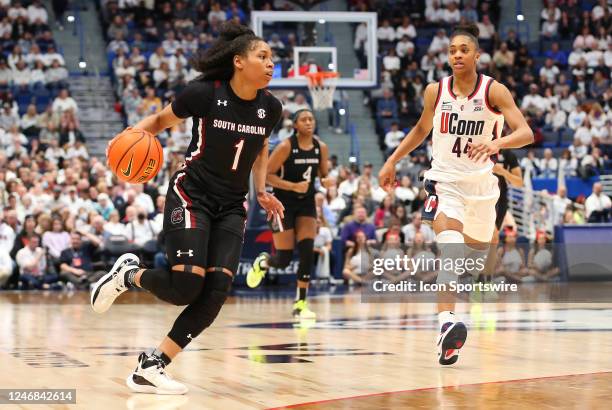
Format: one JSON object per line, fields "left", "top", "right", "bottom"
{"left": 106, "top": 128, "right": 163, "bottom": 184}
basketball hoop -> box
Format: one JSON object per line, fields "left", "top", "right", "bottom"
{"left": 305, "top": 72, "right": 338, "bottom": 111}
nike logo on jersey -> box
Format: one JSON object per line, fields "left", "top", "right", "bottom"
{"left": 217, "top": 99, "right": 227, "bottom": 106}
{"left": 176, "top": 249, "right": 194, "bottom": 257}
{"left": 121, "top": 154, "right": 134, "bottom": 177}
{"left": 439, "top": 112, "right": 484, "bottom": 136}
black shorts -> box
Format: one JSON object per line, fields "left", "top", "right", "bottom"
{"left": 163, "top": 171, "right": 247, "bottom": 273}
{"left": 269, "top": 195, "right": 316, "bottom": 233}
{"left": 495, "top": 196, "right": 508, "bottom": 231}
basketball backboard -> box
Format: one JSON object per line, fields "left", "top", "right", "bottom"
{"left": 251, "top": 11, "right": 378, "bottom": 89}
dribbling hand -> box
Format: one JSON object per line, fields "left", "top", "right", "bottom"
{"left": 467, "top": 140, "right": 500, "bottom": 163}
{"left": 378, "top": 162, "right": 397, "bottom": 193}
{"left": 257, "top": 191, "right": 285, "bottom": 222}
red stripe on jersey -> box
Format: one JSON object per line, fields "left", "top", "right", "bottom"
{"left": 468, "top": 74, "right": 483, "bottom": 100}
{"left": 447, "top": 76, "right": 456, "bottom": 99}
{"left": 214, "top": 80, "right": 221, "bottom": 88}
{"left": 433, "top": 79, "right": 443, "bottom": 111}
{"left": 485, "top": 79, "right": 502, "bottom": 114}
{"left": 176, "top": 173, "right": 196, "bottom": 228}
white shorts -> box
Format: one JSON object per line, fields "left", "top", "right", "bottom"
{"left": 431, "top": 173, "right": 500, "bottom": 243}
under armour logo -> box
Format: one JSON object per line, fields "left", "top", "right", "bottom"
{"left": 176, "top": 249, "right": 194, "bottom": 257}
{"left": 217, "top": 99, "right": 227, "bottom": 106}
{"left": 187, "top": 334, "right": 193, "bottom": 340}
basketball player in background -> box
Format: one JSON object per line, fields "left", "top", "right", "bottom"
{"left": 246, "top": 109, "right": 332, "bottom": 319}
{"left": 379, "top": 23, "right": 533, "bottom": 365}
{"left": 483, "top": 147, "right": 523, "bottom": 282}
{"left": 91, "top": 23, "right": 284, "bottom": 394}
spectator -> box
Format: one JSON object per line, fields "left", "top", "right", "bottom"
{"left": 494, "top": 229, "right": 528, "bottom": 283}
{"left": 402, "top": 212, "right": 434, "bottom": 244}
{"left": 340, "top": 206, "right": 376, "bottom": 251}
{"left": 558, "top": 149, "right": 578, "bottom": 177}
{"left": 544, "top": 104, "right": 567, "bottom": 131}
{"left": 425, "top": 1, "right": 444, "bottom": 24}
{"left": 395, "top": 16, "right": 416, "bottom": 40}
{"left": 51, "top": 89, "right": 78, "bottom": 114}
{"left": 441, "top": 2, "right": 461, "bottom": 24}
{"left": 567, "top": 105, "right": 586, "bottom": 130}
{"left": 376, "top": 19, "right": 395, "bottom": 45}
{"left": 585, "top": 182, "right": 611, "bottom": 223}
{"left": 284, "top": 93, "right": 310, "bottom": 114}
{"left": 537, "top": 148, "right": 558, "bottom": 178}
{"left": 125, "top": 210, "right": 160, "bottom": 248}
{"left": 545, "top": 42, "right": 568, "bottom": 67}
{"left": 16, "top": 234, "right": 57, "bottom": 289}
{"left": 313, "top": 214, "right": 333, "bottom": 280}
{"left": 342, "top": 230, "right": 375, "bottom": 285}
{"left": 58, "top": 230, "right": 102, "bottom": 289}
{"left": 384, "top": 122, "right": 404, "bottom": 158}
{"left": 395, "top": 35, "right": 415, "bottom": 59}
{"left": 376, "top": 88, "right": 398, "bottom": 119}
{"left": 277, "top": 118, "right": 294, "bottom": 141}
{"left": 104, "top": 210, "right": 126, "bottom": 236}
{"left": 539, "top": 58, "right": 560, "bottom": 85}
{"left": 552, "top": 186, "right": 572, "bottom": 225}
{"left": 568, "top": 138, "right": 587, "bottom": 161}
{"left": 41, "top": 216, "right": 70, "bottom": 262}
{"left": 541, "top": 14, "right": 558, "bottom": 39}
{"left": 476, "top": 15, "right": 496, "bottom": 42}
{"left": 208, "top": 2, "right": 227, "bottom": 24}
{"left": 525, "top": 231, "right": 559, "bottom": 281}
{"left": 429, "top": 29, "right": 449, "bottom": 54}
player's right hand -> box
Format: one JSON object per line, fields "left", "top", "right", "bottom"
{"left": 293, "top": 180, "right": 309, "bottom": 194}
{"left": 378, "top": 162, "right": 396, "bottom": 193}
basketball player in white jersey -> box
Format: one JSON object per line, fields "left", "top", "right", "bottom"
{"left": 379, "top": 24, "right": 534, "bottom": 365}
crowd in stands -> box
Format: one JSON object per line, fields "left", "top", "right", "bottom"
{"left": 1, "top": 1, "right": 610, "bottom": 291}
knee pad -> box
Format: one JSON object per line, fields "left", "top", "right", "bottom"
{"left": 269, "top": 249, "right": 293, "bottom": 269}
{"left": 435, "top": 230, "right": 465, "bottom": 285}
{"left": 170, "top": 268, "right": 205, "bottom": 305}
{"left": 297, "top": 239, "right": 314, "bottom": 282}
{"left": 464, "top": 246, "right": 489, "bottom": 278}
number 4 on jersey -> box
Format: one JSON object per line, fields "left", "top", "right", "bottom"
{"left": 451, "top": 137, "right": 473, "bottom": 158}
{"left": 302, "top": 165, "right": 312, "bottom": 181}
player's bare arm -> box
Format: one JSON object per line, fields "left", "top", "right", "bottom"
{"left": 318, "top": 140, "right": 334, "bottom": 188}
{"left": 266, "top": 139, "right": 307, "bottom": 193}
{"left": 378, "top": 82, "right": 438, "bottom": 191}
{"left": 134, "top": 104, "right": 184, "bottom": 136}
{"left": 254, "top": 138, "right": 285, "bottom": 220}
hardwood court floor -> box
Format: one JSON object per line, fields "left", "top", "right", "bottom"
{"left": 1, "top": 289, "right": 611, "bottom": 410}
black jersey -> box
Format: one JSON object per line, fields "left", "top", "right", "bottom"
{"left": 273, "top": 134, "right": 322, "bottom": 201}
{"left": 495, "top": 149, "right": 520, "bottom": 203}
{"left": 171, "top": 80, "right": 282, "bottom": 203}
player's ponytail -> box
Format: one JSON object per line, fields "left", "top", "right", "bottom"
{"left": 451, "top": 23, "right": 480, "bottom": 49}
{"left": 190, "top": 22, "right": 263, "bottom": 81}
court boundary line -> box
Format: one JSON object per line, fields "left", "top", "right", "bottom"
{"left": 267, "top": 370, "right": 612, "bottom": 409}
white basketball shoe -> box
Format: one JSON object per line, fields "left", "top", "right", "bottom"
{"left": 126, "top": 352, "right": 188, "bottom": 395}
{"left": 90, "top": 253, "right": 140, "bottom": 313}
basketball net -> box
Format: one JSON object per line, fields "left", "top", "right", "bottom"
{"left": 305, "top": 72, "right": 338, "bottom": 111}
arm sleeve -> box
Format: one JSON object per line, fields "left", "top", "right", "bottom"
{"left": 171, "top": 80, "right": 214, "bottom": 119}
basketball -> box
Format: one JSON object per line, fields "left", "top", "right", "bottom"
{"left": 106, "top": 128, "right": 163, "bottom": 184}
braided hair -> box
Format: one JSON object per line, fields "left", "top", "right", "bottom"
{"left": 190, "top": 22, "right": 263, "bottom": 81}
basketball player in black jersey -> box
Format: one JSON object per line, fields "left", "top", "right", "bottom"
{"left": 90, "top": 23, "right": 284, "bottom": 395}
{"left": 246, "top": 109, "right": 331, "bottom": 319}
{"left": 483, "top": 148, "right": 523, "bottom": 280}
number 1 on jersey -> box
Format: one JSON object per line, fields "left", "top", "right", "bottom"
{"left": 231, "top": 139, "right": 244, "bottom": 171}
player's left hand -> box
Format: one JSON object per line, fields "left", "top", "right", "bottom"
{"left": 467, "top": 140, "right": 499, "bottom": 163}
{"left": 257, "top": 191, "right": 285, "bottom": 221}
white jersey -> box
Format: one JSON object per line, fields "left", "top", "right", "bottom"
{"left": 424, "top": 74, "right": 504, "bottom": 182}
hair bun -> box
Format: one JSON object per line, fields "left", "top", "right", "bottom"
{"left": 219, "top": 22, "right": 255, "bottom": 41}
{"left": 454, "top": 23, "right": 479, "bottom": 38}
